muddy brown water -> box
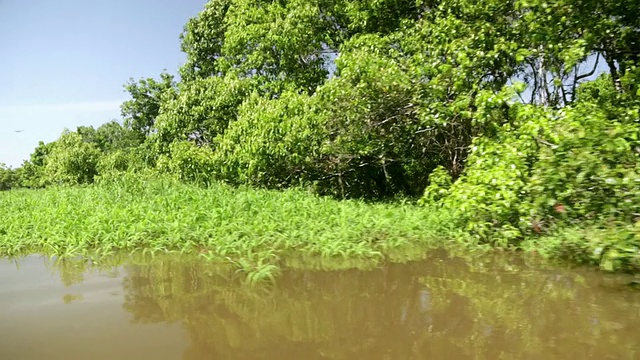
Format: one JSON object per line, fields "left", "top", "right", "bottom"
{"left": 1, "top": 252, "right": 639, "bottom": 360}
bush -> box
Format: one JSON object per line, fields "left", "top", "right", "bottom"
{"left": 213, "top": 90, "right": 325, "bottom": 188}
{"left": 522, "top": 224, "right": 640, "bottom": 273}
{"left": 156, "top": 141, "right": 217, "bottom": 185}
{"left": 42, "top": 131, "right": 101, "bottom": 186}
{"left": 436, "top": 102, "right": 545, "bottom": 245}
{"left": 310, "top": 39, "right": 432, "bottom": 198}
{"left": 97, "top": 148, "right": 149, "bottom": 176}
{"left": 422, "top": 87, "right": 640, "bottom": 245}
{"left": 153, "top": 75, "right": 254, "bottom": 149}
{"left": 0, "top": 164, "right": 16, "bottom": 191}
{"left": 527, "top": 103, "right": 640, "bottom": 225}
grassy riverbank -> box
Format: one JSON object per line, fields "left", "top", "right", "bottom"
{"left": 1, "top": 174, "right": 638, "bottom": 280}
{"left": 0, "top": 174, "right": 462, "bottom": 280}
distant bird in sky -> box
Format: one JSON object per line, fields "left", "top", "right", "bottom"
{"left": 14, "top": 130, "right": 24, "bottom": 133}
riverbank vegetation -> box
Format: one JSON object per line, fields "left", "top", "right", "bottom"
{"left": 1, "top": 0, "right": 639, "bottom": 274}
{"left": 0, "top": 174, "right": 463, "bottom": 282}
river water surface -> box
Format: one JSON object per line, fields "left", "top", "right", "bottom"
{"left": 1, "top": 252, "right": 639, "bottom": 359}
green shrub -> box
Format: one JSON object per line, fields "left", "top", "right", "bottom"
{"left": 96, "top": 147, "right": 150, "bottom": 177}
{"left": 310, "top": 39, "right": 432, "bottom": 198}
{"left": 527, "top": 103, "right": 640, "bottom": 225}
{"left": 522, "top": 224, "right": 640, "bottom": 273}
{"left": 153, "top": 75, "right": 254, "bottom": 149}
{"left": 418, "top": 166, "right": 452, "bottom": 205}
{"left": 213, "top": 90, "right": 325, "bottom": 188}
{"left": 0, "top": 164, "right": 16, "bottom": 191}
{"left": 156, "top": 141, "right": 217, "bottom": 185}
{"left": 423, "top": 87, "right": 640, "bottom": 245}
{"left": 42, "top": 131, "right": 101, "bottom": 186}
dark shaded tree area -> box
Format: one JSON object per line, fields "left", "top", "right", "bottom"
{"left": 0, "top": 163, "right": 16, "bottom": 191}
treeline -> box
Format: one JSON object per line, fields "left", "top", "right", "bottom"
{"left": 4, "top": 0, "right": 639, "bottom": 247}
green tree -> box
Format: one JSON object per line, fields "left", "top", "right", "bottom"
{"left": 181, "top": 0, "right": 331, "bottom": 92}
{"left": 121, "top": 72, "right": 176, "bottom": 140}
{"left": 42, "top": 131, "right": 102, "bottom": 186}
{"left": 178, "top": 0, "right": 425, "bottom": 91}
{"left": 152, "top": 75, "right": 254, "bottom": 151}
{"left": 213, "top": 90, "right": 325, "bottom": 188}
{"left": 516, "top": 0, "right": 640, "bottom": 98}
{"left": 17, "top": 141, "right": 55, "bottom": 188}
{"left": 0, "top": 163, "right": 16, "bottom": 191}
{"left": 77, "top": 121, "right": 141, "bottom": 153}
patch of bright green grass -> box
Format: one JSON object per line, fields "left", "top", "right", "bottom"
{"left": 3, "top": 173, "right": 636, "bottom": 279}
{"left": 0, "top": 174, "right": 462, "bottom": 281}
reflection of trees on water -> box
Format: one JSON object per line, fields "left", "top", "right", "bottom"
{"left": 114, "top": 253, "right": 640, "bottom": 360}
{"left": 121, "top": 260, "right": 436, "bottom": 359}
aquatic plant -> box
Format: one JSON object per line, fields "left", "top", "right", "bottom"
{"left": 0, "top": 173, "right": 458, "bottom": 277}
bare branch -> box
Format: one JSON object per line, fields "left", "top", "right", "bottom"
{"left": 574, "top": 53, "right": 600, "bottom": 82}
{"left": 536, "top": 137, "right": 559, "bottom": 149}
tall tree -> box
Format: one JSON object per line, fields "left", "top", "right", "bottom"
{"left": 77, "top": 121, "right": 141, "bottom": 153}
{"left": 515, "top": 0, "right": 640, "bottom": 104}
{"left": 120, "top": 72, "right": 176, "bottom": 140}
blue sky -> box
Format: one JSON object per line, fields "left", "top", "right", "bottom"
{"left": 0, "top": 0, "right": 209, "bottom": 168}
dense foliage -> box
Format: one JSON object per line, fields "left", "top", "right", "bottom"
{"left": 0, "top": 163, "right": 17, "bottom": 191}
{"left": 3, "top": 0, "right": 639, "bottom": 272}
{"left": 0, "top": 175, "right": 458, "bottom": 275}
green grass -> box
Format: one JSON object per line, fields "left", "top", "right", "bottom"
{"left": 0, "top": 173, "right": 464, "bottom": 281}
{"left": 2, "top": 173, "right": 637, "bottom": 280}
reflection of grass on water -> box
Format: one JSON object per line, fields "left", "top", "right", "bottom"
{"left": 0, "top": 175, "right": 460, "bottom": 282}
{"left": 62, "top": 294, "right": 83, "bottom": 304}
